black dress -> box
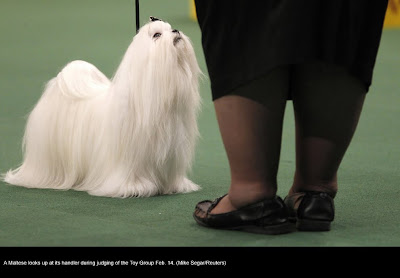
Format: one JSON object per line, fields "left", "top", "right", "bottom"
{"left": 194, "top": 0, "right": 388, "bottom": 100}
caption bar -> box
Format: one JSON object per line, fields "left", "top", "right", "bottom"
{"left": 3, "top": 260, "right": 227, "bottom": 267}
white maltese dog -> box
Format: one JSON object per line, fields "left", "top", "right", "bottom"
{"left": 3, "top": 17, "right": 202, "bottom": 198}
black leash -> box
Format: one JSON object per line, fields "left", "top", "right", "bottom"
{"left": 135, "top": 0, "right": 140, "bottom": 33}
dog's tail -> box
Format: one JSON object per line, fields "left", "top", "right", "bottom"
{"left": 56, "top": 60, "right": 111, "bottom": 99}
{"left": 2, "top": 60, "right": 112, "bottom": 190}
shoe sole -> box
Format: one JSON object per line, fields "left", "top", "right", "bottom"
{"left": 289, "top": 217, "right": 331, "bottom": 231}
{"left": 229, "top": 222, "right": 296, "bottom": 235}
{"left": 194, "top": 217, "right": 296, "bottom": 235}
{"left": 297, "top": 219, "right": 331, "bottom": 231}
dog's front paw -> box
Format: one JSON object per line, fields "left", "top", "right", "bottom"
{"left": 169, "top": 177, "right": 200, "bottom": 194}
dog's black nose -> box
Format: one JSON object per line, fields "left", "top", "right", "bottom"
{"left": 150, "top": 16, "right": 161, "bottom": 22}
{"left": 172, "top": 29, "right": 180, "bottom": 35}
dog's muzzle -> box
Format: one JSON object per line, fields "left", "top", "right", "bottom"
{"left": 172, "top": 29, "right": 182, "bottom": 45}
{"left": 173, "top": 36, "right": 182, "bottom": 45}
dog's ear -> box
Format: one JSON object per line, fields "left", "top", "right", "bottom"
{"left": 150, "top": 16, "right": 162, "bottom": 22}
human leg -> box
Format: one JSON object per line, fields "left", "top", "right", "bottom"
{"left": 210, "top": 67, "right": 290, "bottom": 214}
{"left": 290, "top": 62, "right": 366, "bottom": 197}
{"left": 193, "top": 67, "right": 296, "bottom": 234}
{"left": 285, "top": 62, "right": 366, "bottom": 231}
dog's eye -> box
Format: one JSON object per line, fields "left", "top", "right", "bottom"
{"left": 153, "top": 33, "right": 161, "bottom": 39}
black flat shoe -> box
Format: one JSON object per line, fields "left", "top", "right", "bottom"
{"left": 193, "top": 195, "right": 295, "bottom": 235}
{"left": 284, "top": 191, "right": 335, "bottom": 231}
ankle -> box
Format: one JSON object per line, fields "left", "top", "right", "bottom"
{"left": 209, "top": 181, "right": 277, "bottom": 214}
{"left": 289, "top": 182, "right": 338, "bottom": 198}
{"left": 228, "top": 181, "right": 277, "bottom": 208}
{"left": 210, "top": 185, "right": 277, "bottom": 214}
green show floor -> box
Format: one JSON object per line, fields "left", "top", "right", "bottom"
{"left": 0, "top": 0, "right": 399, "bottom": 247}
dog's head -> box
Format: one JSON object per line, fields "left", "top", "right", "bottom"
{"left": 145, "top": 16, "right": 183, "bottom": 47}
{"left": 112, "top": 17, "right": 201, "bottom": 117}
{"left": 128, "top": 17, "right": 198, "bottom": 71}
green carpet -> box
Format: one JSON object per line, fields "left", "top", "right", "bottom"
{"left": 0, "top": 0, "right": 399, "bottom": 247}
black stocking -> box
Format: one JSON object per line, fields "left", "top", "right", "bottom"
{"left": 290, "top": 62, "right": 366, "bottom": 198}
